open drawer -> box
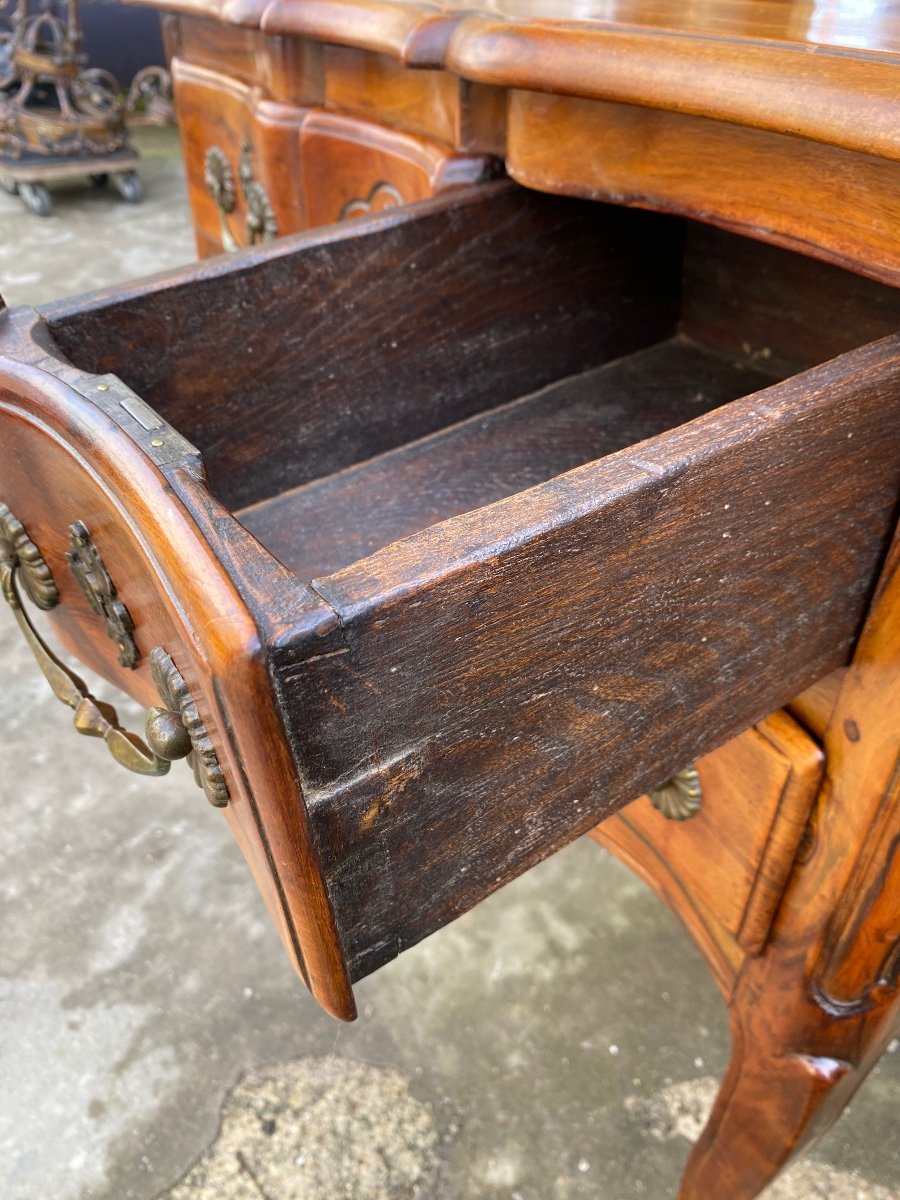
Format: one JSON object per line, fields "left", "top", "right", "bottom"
{"left": 2, "top": 181, "right": 899, "bottom": 1019}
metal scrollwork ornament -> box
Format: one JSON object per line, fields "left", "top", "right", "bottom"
{"left": 0, "top": 501, "right": 58, "bottom": 611}
{"left": 66, "top": 520, "right": 139, "bottom": 669}
{"left": 239, "top": 143, "right": 277, "bottom": 244}
{"left": 204, "top": 142, "right": 277, "bottom": 252}
{"left": 1, "top": 501, "right": 228, "bottom": 805}
{"left": 648, "top": 765, "right": 703, "bottom": 820}
{"left": 147, "top": 647, "right": 229, "bottom": 808}
{"left": 339, "top": 180, "right": 404, "bottom": 221}
{"left": 0, "top": 501, "right": 168, "bottom": 775}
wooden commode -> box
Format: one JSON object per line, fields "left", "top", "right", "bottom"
{"left": 2, "top": 2, "right": 900, "bottom": 1196}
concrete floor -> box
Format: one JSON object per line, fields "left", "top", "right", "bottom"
{"left": 1, "top": 127, "right": 900, "bottom": 1200}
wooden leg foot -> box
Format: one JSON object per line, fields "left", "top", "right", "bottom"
{"left": 677, "top": 959, "right": 899, "bottom": 1200}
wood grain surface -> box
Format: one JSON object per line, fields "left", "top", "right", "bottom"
{"left": 677, "top": 525, "right": 900, "bottom": 1199}
{"left": 36, "top": 186, "right": 900, "bottom": 984}
{"left": 505, "top": 92, "right": 900, "bottom": 286}
{"left": 297, "top": 334, "right": 900, "bottom": 979}
{"left": 592, "top": 709, "right": 824, "bottom": 994}
{"left": 0, "top": 312, "right": 354, "bottom": 1019}
{"left": 238, "top": 338, "right": 776, "bottom": 579}
{"left": 172, "top": 59, "right": 309, "bottom": 256}
{"left": 41, "top": 184, "right": 682, "bottom": 510}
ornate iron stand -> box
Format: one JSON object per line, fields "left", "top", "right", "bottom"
{"left": 0, "top": 0, "right": 141, "bottom": 215}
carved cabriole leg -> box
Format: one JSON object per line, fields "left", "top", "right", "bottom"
{"left": 678, "top": 526, "right": 900, "bottom": 1200}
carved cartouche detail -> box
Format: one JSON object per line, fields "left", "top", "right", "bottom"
{"left": 648, "top": 765, "right": 702, "bottom": 820}
{"left": 66, "top": 520, "right": 139, "bottom": 669}
{"left": 340, "top": 181, "right": 404, "bottom": 221}
{"left": 148, "top": 646, "right": 229, "bottom": 808}
{"left": 0, "top": 501, "right": 59, "bottom": 610}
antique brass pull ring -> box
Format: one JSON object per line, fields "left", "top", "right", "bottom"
{"left": 0, "top": 502, "right": 186, "bottom": 777}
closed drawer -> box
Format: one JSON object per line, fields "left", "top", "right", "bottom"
{"left": 4, "top": 181, "right": 900, "bottom": 1016}
{"left": 172, "top": 60, "right": 494, "bottom": 255}
{"left": 172, "top": 60, "right": 308, "bottom": 256}
{"left": 299, "top": 109, "right": 494, "bottom": 226}
{"left": 592, "top": 710, "right": 824, "bottom": 994}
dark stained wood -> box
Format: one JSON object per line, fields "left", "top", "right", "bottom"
{"left": 3, "top": 102, "right": 900, "bottom": 1192}
{"left": 237, "top": 337, "right": 776, "bottom": 579}
{"left": 19, "top": 3, "right": 900, "bottom": 1194}
{"left": 288, "top": 335, "right": 900, "bottom": 980}
{"left": 40, "top": 184, "right": 683, "bottom": 510}
{"left": 681, "top": 224, "right": 900, "bottom": 377}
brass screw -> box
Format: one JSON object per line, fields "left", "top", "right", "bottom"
{"left": 96, "top": 383, "right": 109, "bottom": 392}
{"left": 150, "top": 438, "right": 164, "bottom": 448}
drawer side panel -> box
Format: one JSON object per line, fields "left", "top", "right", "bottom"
{"left": 294, "top": 338, "right": 900, "bottom": 979}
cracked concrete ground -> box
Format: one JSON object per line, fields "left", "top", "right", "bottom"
{"left": 2, "top": 126, "right": 900, "bottom": 1200}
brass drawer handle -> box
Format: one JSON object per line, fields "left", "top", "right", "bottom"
{"left": 203, "top": 143, "right": 277, "bottom": 252}
{"left": 0, "top": 502, "right": 219, "bottom": 790}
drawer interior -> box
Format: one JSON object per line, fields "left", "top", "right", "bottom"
{"left": 41, "top": 182, "right": 900, "bottom": 587}
{"left": 236, "top": 338, "right": 774, "bottom": 579}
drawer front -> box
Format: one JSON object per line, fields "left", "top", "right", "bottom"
{"left": 300, "top": 110, "right": 494, "bottom": 227}
{"left": 172, "top": 60, "right": 308, "bottom": 257}
{"left": 0, "top": 335, "right": 353, "bottom": 1021}
{"left": 173, "top": 62, "right": 495, "bottom": 254}
{"left": 322, "top": 44, "right": 506, "bottom": 154}
{"left": 592, "top": 710, "right": 824, "bottom": 991}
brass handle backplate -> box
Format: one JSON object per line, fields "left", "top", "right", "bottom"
{"left": 203, "top": 143, "right": 277, "bottom": 252}
{"left": 0, "top": 501, "right": 229, "bottom": 804}
{"left": 648, "top": 765, "right": 703, "bottom": 820}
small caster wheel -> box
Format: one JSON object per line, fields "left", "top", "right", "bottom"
{"left": 89, "top": 172, "right": 109, "bottom": 187}
{"left": 18, "top": 181, "right": 51, "bottom": 216}
{"left": 0, "top": 176, "right": 18, "bottom": 196}
{"left": 111, "top": 170, "right": 142, "bottom": 203}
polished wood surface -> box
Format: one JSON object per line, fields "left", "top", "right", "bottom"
{"left": 506, "top": 92, "right": 900, "bottom": 285}
{"left": 592, "top": 710, "right": 824, "bottom": 993}
{"left": 448, "top": 11, "right": 900, "bottom": 162}
{"left": 255, "top": 0, "right": 900, "bottom": 60}
{"left": 139, "top": 0, "right": 900, "bottom": 278}
{"left": 0, "top": 307, "right": 354, "bottom": 1020}
{"left": 676, "top": 526, "right": 900, "bottom": 1199}
{"left": 322, "top": 44, "right": 506, "bottom": 153}
{"left": 173, "top": 60, "right": 308, "bottom": 256}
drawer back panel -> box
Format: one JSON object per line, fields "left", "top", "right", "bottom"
{"left": 40, "top": 184, "right": 683, "bottom": 511}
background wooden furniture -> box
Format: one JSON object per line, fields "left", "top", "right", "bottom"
{"left": 4, "top": 2, "right": 900, "bottom": 1197}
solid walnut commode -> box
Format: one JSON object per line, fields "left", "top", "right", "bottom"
{"left": 4, "top": 3, "right": 900, "bottom": 1198}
